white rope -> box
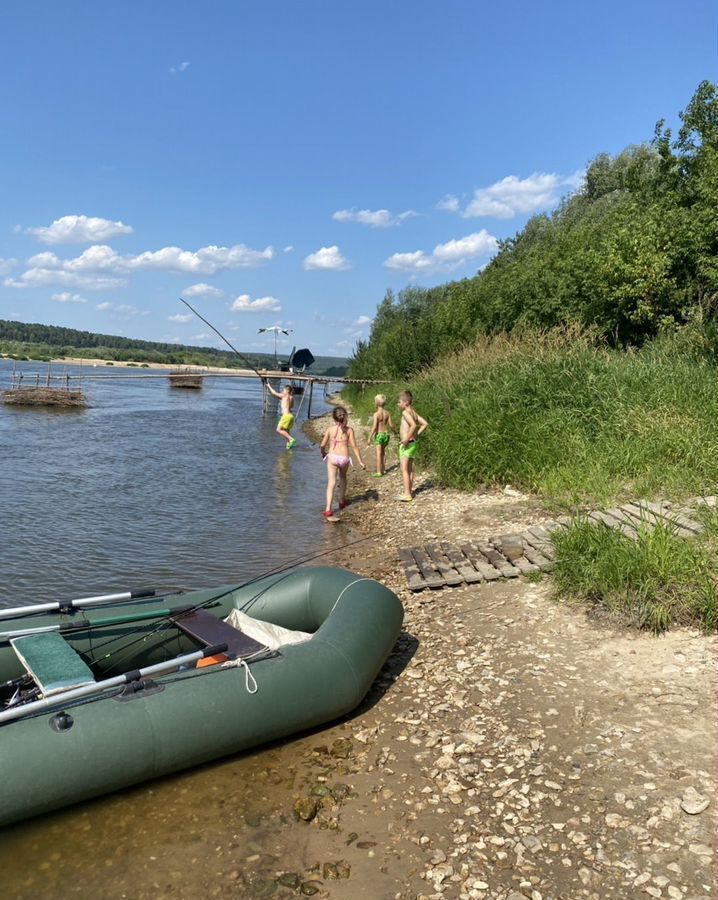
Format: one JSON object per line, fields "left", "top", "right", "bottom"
{"left": 239, "top": 658, "right": 258, "bottom": 694}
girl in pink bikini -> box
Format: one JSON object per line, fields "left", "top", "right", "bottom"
{"left": 320, "top": 406, "right": 366, "bottom": 519}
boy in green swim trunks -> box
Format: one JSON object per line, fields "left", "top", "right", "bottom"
{"left": 366, "top": 394, "right": 394, "bottom": 477}
{"left": 264, "top": 380, "right": 296, "bottom": 449}
{"left": 397, "top": 390, "right": 428, "bottom": 501}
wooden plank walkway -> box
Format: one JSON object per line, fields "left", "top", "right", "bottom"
{"left": 399, "top": 496, "right": 715, "bottom": 592}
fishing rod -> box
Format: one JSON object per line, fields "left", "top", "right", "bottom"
{"left": 179, "top": 298, "right": 266, "bottom": 380}
{"left": 86, "top": 535, "right": 373, "bottom": 672}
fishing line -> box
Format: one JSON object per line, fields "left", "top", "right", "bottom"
{"left": 179, "top": 298, "right": 265, "bottom": 378}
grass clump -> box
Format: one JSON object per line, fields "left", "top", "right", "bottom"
{"left": 345, "top": 327, "right": 718, "bottom": 508}
{"left": 551, "top": 510, "right": 718, "bottom": 632}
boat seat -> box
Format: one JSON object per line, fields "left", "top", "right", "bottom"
{"left": 171, "top": 608, "right": 267, "bottom": 659}
{"left": 11, "top": 633, "right": 96, "bottom": 697}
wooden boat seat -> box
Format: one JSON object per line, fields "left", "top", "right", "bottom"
{"left": 11, "top": 633, "right": 95, "bottom": 697}
{"left": 171, "top": 608, "right": 267, "bottom": 659}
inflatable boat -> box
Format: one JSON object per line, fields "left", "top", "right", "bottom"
{"left": 0, "top": 566, "right": 403, "bottom": 826}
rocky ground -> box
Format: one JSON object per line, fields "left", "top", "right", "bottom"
{"left": 255, "top": 409, "right": 717, "bottom": 900}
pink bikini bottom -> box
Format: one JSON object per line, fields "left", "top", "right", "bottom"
{"left": 326, "top": 453, "right": 352, "bottom": 469}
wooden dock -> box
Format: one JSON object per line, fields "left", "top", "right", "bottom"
{"left": 399, "top": 497, "right": 715, "bottom": 592}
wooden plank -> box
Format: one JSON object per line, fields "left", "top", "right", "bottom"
{"left": 589, "top": 510, "right": 639, "bottom": 540}
{"left": 637, "top": 500, "right": 704, "bottom": 535}
{"left": 620, "top": 503, "right": 695, "bottom": 539}
{"left": 398, "top": 548, "right": 427, "bottom": 592}
{"left": 459, "top": 542, "right": 501, "bottom": 581}
{"left": 524, "top": 526, "right": 557, "bottom": 560}
{"left": 474, "top": 540, "right": 520, "bottom": 578}
{"left": 520, "top": 536, "right": 555, "bottom": 571}
{"left": 440, "top": 542, "right": 485, "bottom": 584}
{"left": 606, "top": 506, "right": 654, "bottom": 535}
{"left": 411, "top": 547, "right": 446, "bottom": 589}
{"left": 500, "top": 550, "right": 540, "bottom": 575}
{"left": 425, "top": 543, "right": 464, "bottom": 586}
{"left": 540, "top": 519, "right": 566, "bottom": 534}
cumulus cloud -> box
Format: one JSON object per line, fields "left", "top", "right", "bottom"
{"left": 354, "top": 315, "right": 372, "bottom": 327}
{"left": 182, "top": 282, "right": 224, "bottom": 298}
{"left": 168, "top": 313, "right": 193, "bottom": 323}
{"left": 20, "top": 215, "right": 134, "bottom": 245}
{"left": 231, "top": 294, "right": 282, "bottom": 313}
{"left": 170, "top": 61, "right": 190, "bottom": 74}
{"left": 0, "top": 258, "right": 16, "bottom": 275}
{"left": 51, "top": 292, "right": 87, "bottom": 304}
{"left": 6, "top": 242, "right": 273, "bottom": 289}
{"left": 283, "top": 245, "right": 294, "bottom": 253}
{"left": 5, "top": 270, "right": 125, "bottom": 290}
{"left": 332, "top": 208, "right": 417, "bottom": 228}
{"left": 97, "top": 302, "right": 147, "bottom": 316}
{"left": 303, "top": 245, "right": 350, "bottom": 271}
{"left": 384, "top": 230, "right": 498, "bottom": 273}
{"left": 459, "top": 172, "right": 584, "bottom": 219}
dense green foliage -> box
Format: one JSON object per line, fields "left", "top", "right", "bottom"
{"left": 349, "top": 82, "right": 718, "bottom": 380}
{"left": 552, "top": 511, "right": 718, "bottom": 633}
{"left": 345, "top": 327, "right": 718, "bottom": 506}
{"left": 0, "top": 320, "right": 348, "bottom": 375}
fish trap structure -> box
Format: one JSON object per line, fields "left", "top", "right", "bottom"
{"left": 168, "top": 369, "right": 203, "bottom": 389}
{"left": 2, "top": 387, "right": 87, "bottom": 408}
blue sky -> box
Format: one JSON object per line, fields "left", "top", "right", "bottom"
{"left": 0, "top": 1, "right": 714, "bottom": 359}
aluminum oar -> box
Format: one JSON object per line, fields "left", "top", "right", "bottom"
{"left": 0, "top": 642, "right": 228, "bottom": 726}
{"left": 0, "top": 588, "right": 156, "bottom": 622}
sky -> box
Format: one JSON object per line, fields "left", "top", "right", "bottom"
{"left": 0, "top": 1, "right": 715, "bottom": 359}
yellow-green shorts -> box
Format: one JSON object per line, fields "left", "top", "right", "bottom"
{"left": 277, "top": 413, "right": 295, "bottom": 432}
{"left": 374, "top": 432, "right": 390, "bottom": 447}
{"left": 398, "top": 440, "right": 417, "bottom": 459}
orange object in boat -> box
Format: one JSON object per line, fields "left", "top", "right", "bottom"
{"left": 196, "top": 653, "right": 228, "bottom": 668}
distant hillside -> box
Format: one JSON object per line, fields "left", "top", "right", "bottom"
{"left": 0, "top": 319, "right": 348, "bottom": 375}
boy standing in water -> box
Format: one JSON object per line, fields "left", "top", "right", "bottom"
{"left": 264, "top": 380, "right": 296, "bottom": 449}
{"left": 396, "top": 390, "right": 428, "bottom": 501}
{"left": 366, "top": 394, "right": 393, "bottom": 477}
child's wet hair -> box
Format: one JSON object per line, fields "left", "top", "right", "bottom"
{"left": 374, "top": 394, "right": 386, "bottom": 406}
{"left": 332, "top": 406, "right": 348, "bottom": 424}
{"left": 283, "top": 384, "right": 294, "bottom": 395}
{"left": 399, "top": 390, "right": 413, "bottom": 404}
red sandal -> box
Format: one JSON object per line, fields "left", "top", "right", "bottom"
{"left": 338, "top": 500, "right": 347, "bottom": 510}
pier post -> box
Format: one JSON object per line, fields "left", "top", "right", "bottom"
{"left": 307, "top": 380, "right": 314, "bottom": 419}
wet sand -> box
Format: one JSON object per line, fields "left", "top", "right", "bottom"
{"left": 1, "top": 407, "right": 716, "bottom": 900}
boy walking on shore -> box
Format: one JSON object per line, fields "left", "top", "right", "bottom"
{"left": 264, "top": 380, "right": 296, "bottom": 449}
{"left": 396, "top": 390, "right": 428, "bottom": 501}
{"left": 367, "top": 394, "right": 393, "bottom": 477}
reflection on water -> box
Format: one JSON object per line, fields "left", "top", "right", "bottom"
{"left": 0, "top": 360, "right": 351, "bottom": 894}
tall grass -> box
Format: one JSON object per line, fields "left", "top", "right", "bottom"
{"left": 346, "top": 327, "right": 718, "bottom": 508}
{"left": 551, "top": 510, "right": 718, "bottom": 632}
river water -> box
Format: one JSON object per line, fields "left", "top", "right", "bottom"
{"left": 0, "top": 359, "right": 351, "bottom": 897}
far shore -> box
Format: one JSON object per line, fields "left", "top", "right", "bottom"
{"left": 2, "top": 354, "right": 259, "bottom": 376}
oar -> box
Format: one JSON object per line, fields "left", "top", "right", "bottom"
{"left": 0, "top": 606, "right": 186, "bottom": 642}
{"left": 0, "top": 589, "right": 157, "bottom": 622}
{"left": 0, "top": 642, "right": 228, "bottom": 726}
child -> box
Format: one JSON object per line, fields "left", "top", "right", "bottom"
{"left": 320, "top": 406, "right": 366, "bottom": 518}
{"left": 367, "top": 394, "right": 394, "bottom": 477}
{"left": 264, "top": 380, "right": 296, "bottom": 449}
{"left": 396, "top": 390, "right": 428, "bottom": 501}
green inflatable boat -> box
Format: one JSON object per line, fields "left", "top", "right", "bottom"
{"left": 0, "top": 566, "right": 403, "bottom": 827}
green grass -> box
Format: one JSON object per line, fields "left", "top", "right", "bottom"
{"left": 345, "top": 327, "right": 718, "bottom": 509}
{"left": 551, "top": 510, "right": 718, "bottom": 632}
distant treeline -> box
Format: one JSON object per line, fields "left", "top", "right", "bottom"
{"left": 0, "top": 321, "right": 348, "bottom": 375}
{"left": 349, "top": 81, "right": 718, "bottom": 380}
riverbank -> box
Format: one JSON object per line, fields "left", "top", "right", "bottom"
{"left": 0, "top": 353, "right": 251, "bottom": 374}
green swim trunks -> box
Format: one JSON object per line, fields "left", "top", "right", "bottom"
{"left": 398, "top": 440, "right": 417, "bottom": 460}
{"left": 373, "top": 432, "right": 390, "bottom": 447}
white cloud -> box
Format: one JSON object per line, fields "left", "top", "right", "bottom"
{"left": 170, "top": 61, "right": 190, "bottom": 74}
{"left": 190, "top": 333, "right": 213, "bottom": 342}
{"left": 0, "top": 258, "right": 16, "bottom": 275}
{"left": 96, "top": 302, "right": 146, "bottom": 316}
{"left": 9, "top": 243, "right": 273, "bottom": 288}
{"left": 385, "top": 229, "right": 498, "bottom": 273}
{"left": 168, "top": 313, "right": 193, "bottom": 323}
{"left": 5, "top": 269, "right": 125, "bottom": 290}
{"left": 436, "top": 194, "right": 460, "bottom": 213}
{"left": 51, "top": 291, "right": 87, "bottom": 304}
{"left": 283, "top": 245, "right": 294, "bottom": 253}
{"left": 97, "top": 302, "right": 112, "bottom": 310}
{"left": 21, "top": 215, "right": 134, "bottom": 245}
{"left": 182, "top": 282, "right": 224, "bottom": 298}
{"left": 303, "top": 245, "right": 350, "bottom": 271}
{"left": 461, "top": 172, "right": 582, "bottom": 219}
{"left": 332, "top": 208, "right": 417, "bottom": 228}
{"left": 231, "top": 293, "right": 282, "bottom": 313}
{"left": 354, "top": 315, "right": 372, "bottom": 327}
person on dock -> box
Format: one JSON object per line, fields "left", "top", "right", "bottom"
{"left": 320, "top": 406, "right": 366, "bottom": 519}
{"left": 396, "top": 390, "right": 428, "bottom": 502}
{"left": 264, "top": 380, "right": 296, "bottom": 449}
{"left": 367, "top": 393, "right": 394, "bottom": 478}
